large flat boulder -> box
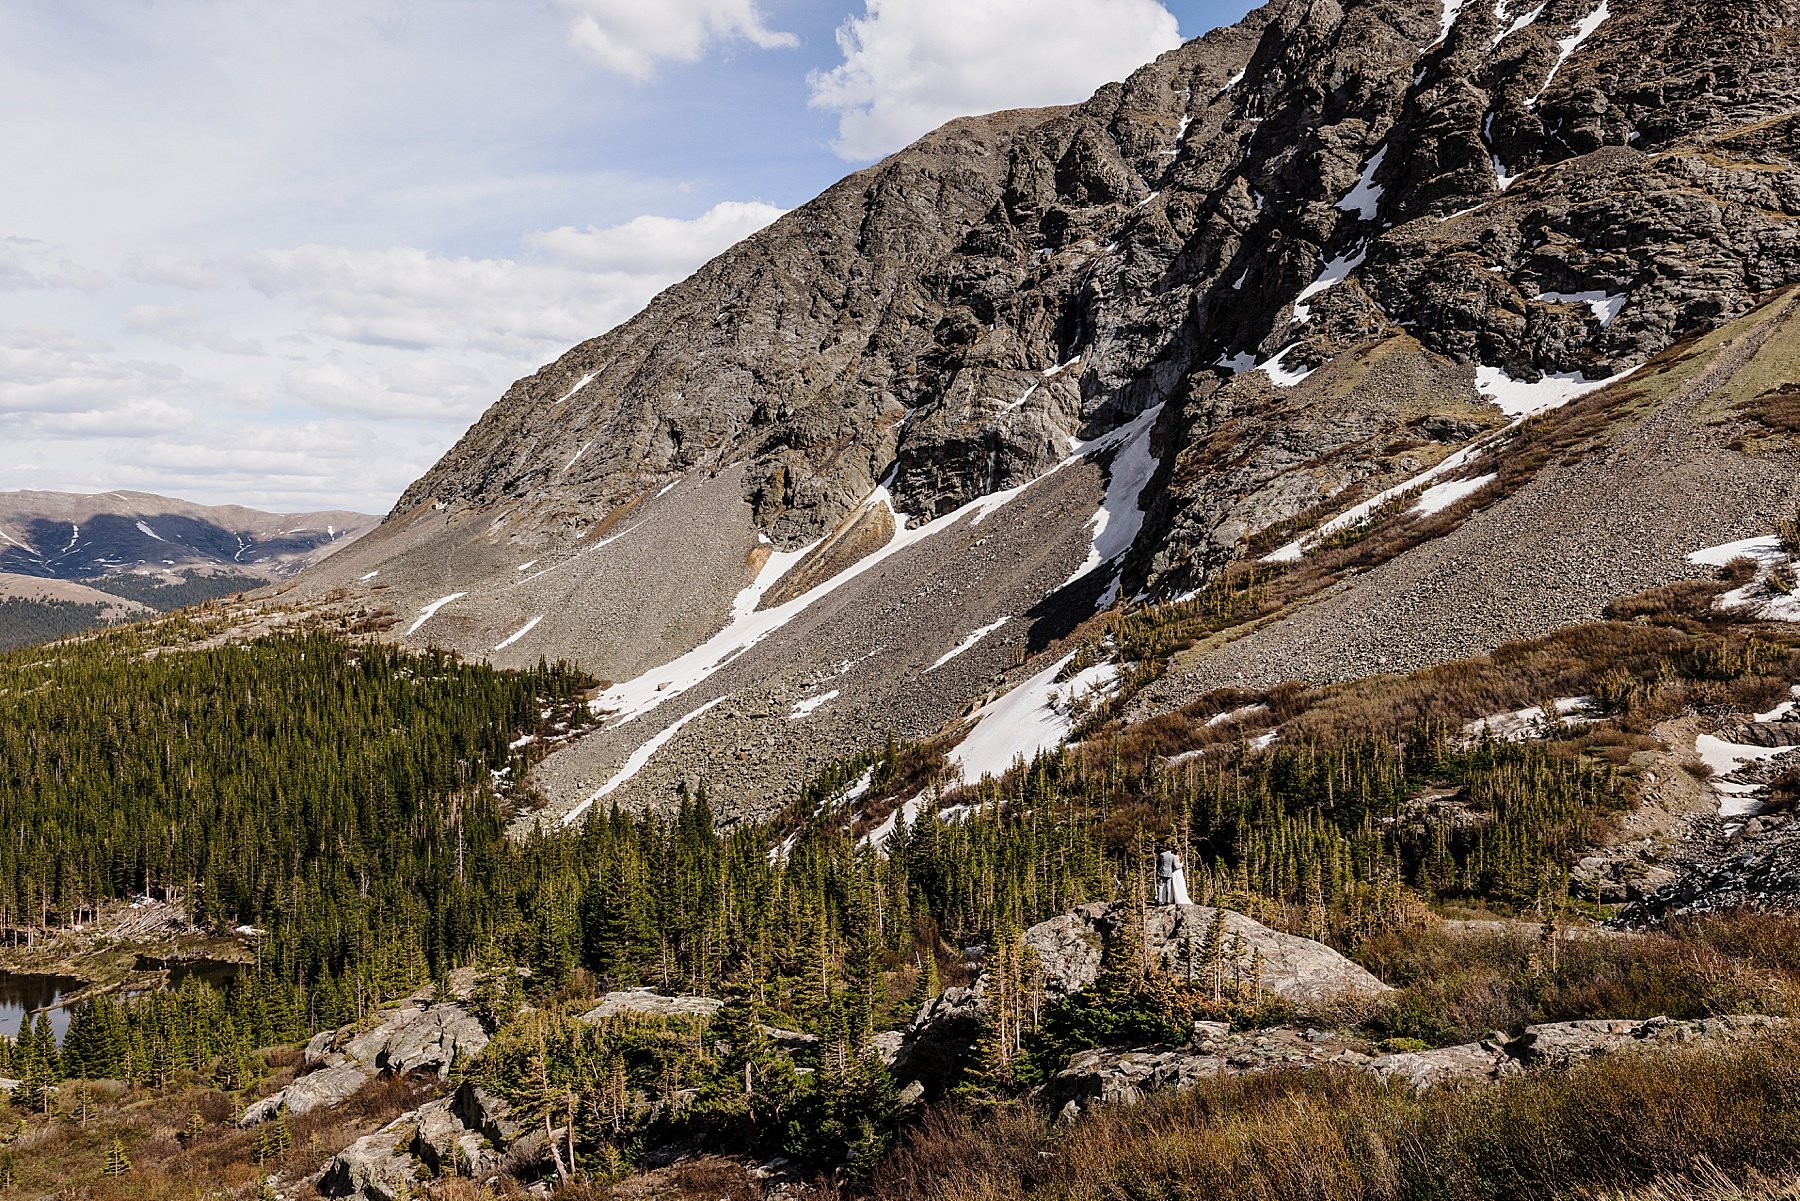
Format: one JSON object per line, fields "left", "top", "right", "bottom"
{"left": 1027, "top": 902, "right": 1391, "bottom": 1005}
{"left": 240, "top": 1064, "right": 370, "bottom": 1126}
{"left": 579, "top": 989, "right": 723, "bottom": 1022}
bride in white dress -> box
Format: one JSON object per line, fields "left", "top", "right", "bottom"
{"left": 1156, "top": 848, "right": 1193, "bottom": 906}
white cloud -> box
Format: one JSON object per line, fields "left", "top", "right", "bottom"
{"left": 556, "top": 0, "right": 797, "bottom": 80}
{"left": 0, "top": 237, "right": 107, "bottom": 292}
{"left": 528, "top": 200, "right": 786, "bottom": 275}
{"left": 124, "top": 303, "right": 265, "bottom": 356}
{"left": 0, "top": 325, "right": 184, "bottom": 418}
{"left": 236, "top": 199, "right": 783, "bottom": 420}
{"left": 809, "top": 0, "right": 1184, "bottom": 161}
{"left": 124, "top": 251, "right": 221, "bottom": 291}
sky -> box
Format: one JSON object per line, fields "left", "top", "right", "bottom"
{"left": 0, "top": 0, "right": 1256, "bottom": 515}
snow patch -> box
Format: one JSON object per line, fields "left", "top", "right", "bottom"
{"left": 1537, "top": 289, "right": 1626, "bottom": 327}
{"left": 1061, "top": 404, "right": 1165, "bottom": 604}
{"left": 1692, "top": 537, "right": 1800, "bottom": 624}
{"left": 927, "top": 617, "right": 1010, "bottom": 672}
{"left": 493, "top": 615, "right": 544, "bottom": 651}
{"left": 1265, "top": 422, "right": 1509, "bottom": 562}
{"left": 135, "top": 520, "right": 166, "bottom": 542}
{"left": 556, "top": 372, "right": 598, "bottom": 403}
{"left": 1494, "top": 0, "right": 1546, "bottom": 43}
{"left": 788, "top": 690, "right": 841, "bottom": 720}
{"left": 1292, "top": 246, "right": 1369, "bottom": 322}
{"left": 1474, "top": 364, "right": 1634, "bottom": 417}
{"left": 561, "top": 698, "right": 727, "bottom": 827}
{"left": 1532, "top": 0, "right": 1610, "bottom": 104}
{"left": 0, "top": 527, "right": 39, "bottom": 555}
{"left": 1217, "top": 351, "right": 1257, "bottom": 374}
{"left": 358, "top": 570, "right": 379, "bottom": 582}
{"left": 1694, "top": 729, "right": 1799, "bottom": 818}
{"left": 1757, "top": 688, "right": 1800, "bottom": 724}
{"left": 1260, "top": 344, "right": 1315, "bottom": 388}
{"left": 1205, "top": 703, "right": 1270, "bottom": 728}
{"left": 1002, "top": 382, "right": 1040, "bottom": 412}
{"left": 1466, "top": 697, "right": 1598, "bottom": 742}
{"left": 1335, "top": 147, "right": 1387, "bottom": 222}
{"left": 1412, "top": 473, "right": 1497, "bottom": 516}
{"left": 862, "top": 791, "right": 933, "bottom": 852}
{"left": 1428, "top": 0, "right": 1469, "bottom": 48}
{"left": 1687, "top": 536, "right": 1784, "bottom": 568}
{"left": 597, "top": 407, "right": 1166, "bottom": 727}
{"left": 950, "top": 655, "right": 1121, "bottom": 784}
{"left": 405, "top": 593, "right": 467, "bottom": 637}
{"left": 562, "top": 441, "right": 593, "bottom": 473}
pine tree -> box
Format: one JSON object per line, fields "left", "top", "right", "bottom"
{"left": 103, "top": 1136, "right": 131, "bottom": 1176}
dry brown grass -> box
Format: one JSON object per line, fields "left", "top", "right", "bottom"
{"left": 867, "top": 1028, "right": 1800, "bottom": 1201}
{"left": 1355, "top": 914, "right": 1800, "bottom": 1047}
{"left": 0, "top": 1069, "right": 436, "bottom": 1201}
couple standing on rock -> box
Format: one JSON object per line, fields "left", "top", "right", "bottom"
{"left": 1157, "top": 847, "right": 1192, "bottom": 906}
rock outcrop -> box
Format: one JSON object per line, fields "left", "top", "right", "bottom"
{"left": 883, "top": 901, "right": 1386, "bottom": 1087}
{"left": 320, "top": 1093, "right": 505, "bottom": 1201}
{"left": 244, "top": 998, "right": 487, "bottom": 1126}
{"left": 1027, "top": 902, "right": 1391, "bottom": 1004}
{"left": 580, "top": 989, "right": 723, "bottom": 1022}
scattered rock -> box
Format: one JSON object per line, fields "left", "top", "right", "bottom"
{"left": 1051, "top": 1015, "right": 1786, "bottom": 1118}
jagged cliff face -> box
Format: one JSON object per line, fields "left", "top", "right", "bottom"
{"left": 292, "top": 0, "right": 1800, "bottom": 822}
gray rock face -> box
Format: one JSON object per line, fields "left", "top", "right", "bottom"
{"left": 1029, "top": 902, "right": 1392, "bottom": 1004}
{"left": 240, "top": 1064, "right": 370, "bottom": 1125}
{"left": 243, "top": 1001, "right": 488, "bottom": 1127}
{"left": 319, "top": 1121, "right": 421, "bottom": 1201}
{"left": 453, "top": 1081, "right": 524, "bottom": 1148}
{"left": 321, "top": 1094, "right": 508, "bottom": 1199}
{"left": 287, "top": 0, "right": 1800, "bottom": 820}
{"left": 411, "top": 1097, "right": 501, "bottom": 1179}
{"left": 339, "top": 1001, "right": 490, "bottom": 1080}
{"left": 1368, "top": 1034, "right": 1519, "bottom": 1090}
{"left": 580, "top": 989, "right": 723, "bottom": 1022}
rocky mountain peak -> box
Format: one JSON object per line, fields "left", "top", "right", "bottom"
{"left": 288, "top": 0, "right": 1800, "bottom": 823}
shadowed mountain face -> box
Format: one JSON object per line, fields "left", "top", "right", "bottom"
{"left": 0, "top": 490, "right": 372, "bottom": 584}
{"left": 287, "top": 0, "right": 1800, "bottom": 824}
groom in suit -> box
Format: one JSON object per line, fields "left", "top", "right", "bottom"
{"left": 1156, "top": 847, "right": 1179, "bottom": 906}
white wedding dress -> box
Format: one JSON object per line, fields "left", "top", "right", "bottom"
{"left": 1167, "top": 861, "right": 1192, "bottom": 906}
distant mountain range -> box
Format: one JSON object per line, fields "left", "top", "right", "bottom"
{"left": 0, "top": 490, "right": 374, "bottom": 648}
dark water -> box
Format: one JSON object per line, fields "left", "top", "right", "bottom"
{"left": 134, "top": 954, "right": 243, "bottom": 990}
{"left": 0, "top": 971, "right": 84, "bottom": 1043}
